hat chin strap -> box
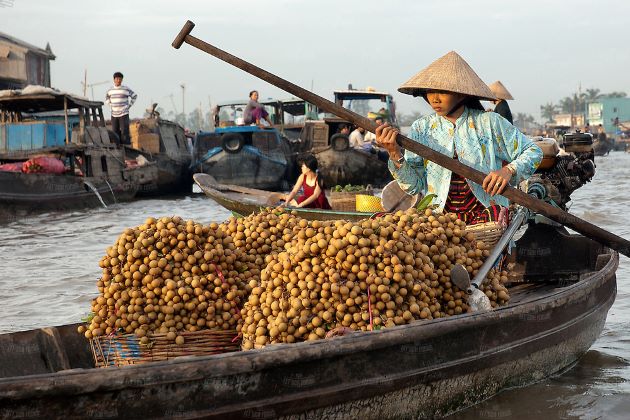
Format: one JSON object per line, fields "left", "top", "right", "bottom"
{"left": 445, "top": 99, "right": 465, "bottom": 117}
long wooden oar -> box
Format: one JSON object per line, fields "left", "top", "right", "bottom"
{"left": 172, "top": 20, "right": 630, "bottom": 257}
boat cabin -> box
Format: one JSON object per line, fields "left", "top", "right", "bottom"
{"left": 296, "top": 88, "right": 398, "bottom": 152}
{"left": 0, "top": 86, "right": 112, "bottom": 153}
{"left": 213, "top": 98, "right": 317, "bottom": 129}
{"left": 332, "top": 88, "right": 397, "bottom": 125}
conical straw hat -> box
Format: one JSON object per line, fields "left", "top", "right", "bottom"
{"left": 398, "top": 51, "right": 496, "bottom": 101}
{"left": 488, "top": 80, "right": 514, "bottom": 100}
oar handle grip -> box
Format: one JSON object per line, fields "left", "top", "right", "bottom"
{"left": 172, "top": 20, "right": 195, "bottom": 49}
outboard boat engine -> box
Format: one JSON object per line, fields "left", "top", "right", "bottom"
{"left": 506, "top": 133, "right": 598, "bottom": 282}
{"left": 526, "top": 132, "right": 595, "bottom": 210}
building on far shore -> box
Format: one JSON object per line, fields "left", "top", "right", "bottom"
{"left": 552, "top": 113, "right": 585, "bottom": 129}
{"left": 0, "top": 32, "right": 55, "bottom": 90}
{"left": 587, "top": 97, "right": 630, "bottom": 134}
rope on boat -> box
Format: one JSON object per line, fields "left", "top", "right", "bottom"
{"left": 368, "top": 286, "right": 374, "bottom": 331}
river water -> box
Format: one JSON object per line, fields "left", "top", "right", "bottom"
{"left": 1, "top": 153, "right": 629, "bottom": 419}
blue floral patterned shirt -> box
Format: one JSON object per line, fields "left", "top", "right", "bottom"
{"left": 388, "top": 107, "right": 543, "bottom": 211}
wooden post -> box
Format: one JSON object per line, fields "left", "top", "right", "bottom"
{"left": 63, "top": 96, "right": 69, "bottom": 144}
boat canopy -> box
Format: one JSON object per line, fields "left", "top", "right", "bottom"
{"left": 0, "top": 86, "right": 101, "bottom": 113}
{"left": 333, "top": 90, "right": 393, "bottom": 101}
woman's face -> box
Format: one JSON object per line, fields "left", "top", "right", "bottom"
{"left": 250, "top": 91, "right": 259, "bottom": 101}
{"left": 426, "top": 90, "right": 465, "bottom": 116}
{"left": 301, "top": 163, "right": 309, "bottom": 174}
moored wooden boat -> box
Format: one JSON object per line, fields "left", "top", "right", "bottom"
{"left": 592, "top": 138, "right": 614, "bottom": 156}
{"left": 307, "top": 119, "right": 392, "bottom": 188}
{"left": 290, "top": 88, "right": 396, "bottom": 188}
{"left": 193, "top": 98, "right": 306, "bottom": 191}
{"left": 124, "top": 114, "right": 192, "bottom": 195}
{"left": 193, "top": 172, "right": 374, "bottom": 221}
{"left": 0, "top": 165, "right": 138, "bottom": 221}
{"left": 0, "top": 223, "right": 618, "bottom": 418}
{"left": 0, "top": 88, "right": 158, "bottom": 222}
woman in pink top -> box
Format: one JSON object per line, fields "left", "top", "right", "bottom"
{"left": 283, "top": 155, "right": 331, "bottom": 209}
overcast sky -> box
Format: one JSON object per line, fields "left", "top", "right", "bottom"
{"left": 2, "top": 0, "right": 629, "bottom": 121}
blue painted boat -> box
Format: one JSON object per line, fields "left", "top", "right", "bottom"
{"left": 193, "top": 99, "right": 299, "bottom": 190}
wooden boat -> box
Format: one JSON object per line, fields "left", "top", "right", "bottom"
{"left": 592, "top": 138, "right": 614, "bottom": 156}
{"left": 291, "top": 89, "right": 395, "bottom": 188}
{"left": 192, "top": 98, "right": 310, "bottom": 191}
{"left": 0, "top": 149, "right": 151, "bottom": 221}
{"left": 0, "top": 222, "right": 618, "bottom": 418}
{"left": 193, "top": 172, "right": 373, "bottom": 221}
{"left": 124, "top": 111, "right": 192, "bottom": 195}
{"left": 0, "top": 87, "right": 157, "bottom": 222}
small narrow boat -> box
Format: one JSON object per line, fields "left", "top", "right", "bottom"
{"left": 193, "top": 172, "right": 373, "bottom": 221}
{"left": 592, "top": 138, "right": 614, "bottom": 156}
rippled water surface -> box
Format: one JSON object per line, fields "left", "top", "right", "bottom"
{"left": 1, "top": 153, "right": 629, "bottom": 419}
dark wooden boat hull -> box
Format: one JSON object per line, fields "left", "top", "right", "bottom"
{"left": 0, "top": 224, "right": 618, "bottom": 419}
{"left": 127, "top": 118, "right": 192, "bottom": 196}
{"left": 193, "top": 173, "right": 373, "bottom": 221}
{"left": 0, "top": 171, "right": 137, "bottom": 222}
{"left": 593, "top": 139, "right": 614, "bottom": 156}
{"left": 313, "top": 146, "right": 391, "bottom": 188}
{"left": 133, "top": 156, "right": 191, "bottom": 196}
{"left": 197, "top": 147, "right": 288, "bottom": 191}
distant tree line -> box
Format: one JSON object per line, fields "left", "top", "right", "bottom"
{"left": 539, "top": 89, "right": 627, "bottom": 123}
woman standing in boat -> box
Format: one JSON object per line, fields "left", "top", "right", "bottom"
{"left": 375, "top": 51, "right": 542, "bottom": 225}
{"left": 282, "top": 155, "right": 332, "bottom": 209}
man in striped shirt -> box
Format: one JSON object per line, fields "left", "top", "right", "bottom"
{"left": 105, "top": 72, "right": 137, "bottom": 145}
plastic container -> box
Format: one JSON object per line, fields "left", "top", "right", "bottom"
{"left": 355, "top": 194, "right": 384, "bottom": 212}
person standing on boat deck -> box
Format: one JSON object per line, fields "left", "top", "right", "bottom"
{"left": 487, "top": 81, "right": 514, "bottom": 124}
{"left": 375, "top": 51, "right": 542, "bottom": 225}
{"left": 243, "top": 90, "right": 273, "bottom": 126}
{"left": 597, "top": 125, "right": 607, "bottom": 143}
{"left": 282, "top": 154, "right": 332, "bottom": 209}
{"left": 105, "top": 72, "right": 137, "bottom": 145}
{"left": 597, "top": 124, "right": 613, "bottom": 155}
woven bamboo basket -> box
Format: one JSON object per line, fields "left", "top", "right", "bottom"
{"left": 330, "top": 190, "right": 372, "bottom": 211}
{"left": 90, "top": 329, "right": 240, "bottom": 368}
{"left": 465, "top": 221, "right": 505, "bottom": 250}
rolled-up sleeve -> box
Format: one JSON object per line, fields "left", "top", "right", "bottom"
{"left": 387, "top": 125, "right": 428, "bottom": 195}
{"left": 492, "top": 116, "right": 542, "bottom": 181}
